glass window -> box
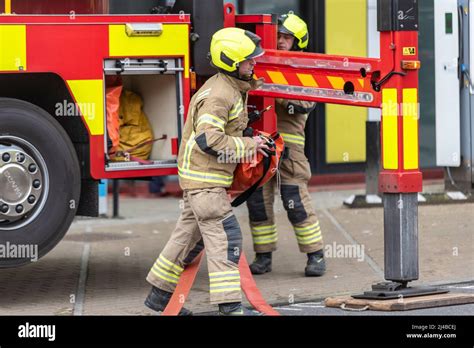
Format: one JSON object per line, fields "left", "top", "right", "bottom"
{"left": 239, "top": 0, "right": 300, "bottom": 16}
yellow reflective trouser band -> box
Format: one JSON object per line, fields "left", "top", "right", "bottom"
{"left": 159, "top": 254, "right": 184, "bottom": 272}
{"left": 179, "top": 130, "right": 233, "bottom": 185}
{"left": 281, "top": 133, "right": 305, "bottom": 145}
{"left": 229, "top": 100, "right": 243, "bottom": 121}
{"left": 251, "top": 224, "right": 277, "bottom": 236}
{"left": 252, "top": 225, "right": 277, "bottom": 244}
{"left": 294, "top": 223, "right": 322, "bottom": 245}
{"left": 151, "top": 255, "right": 184, "bottom": 284}
{"left": 296, "top": 232, "right": 322, "bottom": 245}
{"left": 196, "top": 113, "right": 225, "bottom": 131}
{"left": 294, "top": 222, "right": 320, "bottom": 235}
{"left": 209, "top": 270, "right": 240, "bottom": 277}
{"left": 253, "top": 235, "right": 278, "bottom": 245}
{"left": 209, "top": 270, "right": 241, "bottom": 293}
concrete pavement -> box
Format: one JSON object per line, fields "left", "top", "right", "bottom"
{"left": 0, "top": 182, "right": 472, "bottom": 315}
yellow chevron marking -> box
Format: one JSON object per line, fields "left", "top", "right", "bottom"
{"left": 327, "top": 76, "right": 345, "bottom": 90}
{"left": 267, "top": 71, "right": 288, "bottom": 85}
{"left": 297, "top": 73, "right": 318, "bottom": 87}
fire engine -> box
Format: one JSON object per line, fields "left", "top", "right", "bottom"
{"left": 0, "top": 0, "right": 422, "bottom": 291}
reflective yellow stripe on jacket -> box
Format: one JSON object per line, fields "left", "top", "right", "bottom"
{"left": 195, "top": 88, "right": 212, "bottom": 102}
{"left": 281, "top": 132, "right": 305, "bottom": 146}
{"left": 178, "top": 131, "right": 234, "bottom": 186}
{"left": 231, "top": 136, "right": 245, "bottom": 160}
{"left": 196, "top": 113, "right": 226, "bottom": 132}
{"left": 229, "top": 99, "right": 244, "bottom": 121}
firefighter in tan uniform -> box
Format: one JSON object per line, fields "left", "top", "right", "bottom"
{"left": 247, "top": 14, "right": 327, "bottom": 277}
{"left": 145, "top": 28, "right": 269, "bottom": 315}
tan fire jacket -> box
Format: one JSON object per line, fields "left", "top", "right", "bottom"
{"left": 275, "top": 98, "right": 316, "bottom": 161}
{"left": 178, "top": 73, "right": 261, "bottom": 190}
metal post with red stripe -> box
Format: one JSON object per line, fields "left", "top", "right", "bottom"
{"left": 376, "top": 2, "right": 422, "bottom": 287}
{"left": 248, "top": 0, "right": 445, "bottom": 299}
{"left": 355, "top": 0, "right": 445, "bottom": 299}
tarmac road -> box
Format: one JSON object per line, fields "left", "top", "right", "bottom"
{"left": 263, "top": 282, "right": 474, "bottom": 316}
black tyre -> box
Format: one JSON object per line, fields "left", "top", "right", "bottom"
{"left": 0, "top": 98, "right": 81, "bottom": 267}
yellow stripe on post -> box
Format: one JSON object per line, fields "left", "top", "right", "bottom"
{"left": 297, "top": 73, "right": 318, "bottom": 87}
{"left": 109, "top": 24, "right": 190, "bottom": 78}
{"left": 267, "top": 71, "right": 288, "bottom": 85}
{"left": 402, "top": 88, "right": 419, "bottom": 170}
{"left": 66, "top": 80, "right": 105, "bottom": 135}
{"left": 5, "top": 0, "right": 11, "bottom": 14}
{"left": 382, "top": 88, "right": 399, "bottom": 170}
{"left": 0, "top": 25, "right": 27, "bottom": 71}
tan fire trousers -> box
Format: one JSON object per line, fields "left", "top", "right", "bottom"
{"left": 146, "top": 187, "right": 242, "bottom": 305}
{"left": 246, "top": 158, "right": 324, "bottom": 254}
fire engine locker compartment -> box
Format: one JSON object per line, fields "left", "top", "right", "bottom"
{"left": 103, "top": 58, "right": 184, "bottom": 171}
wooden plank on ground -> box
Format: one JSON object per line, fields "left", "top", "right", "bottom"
{"left": 324, "top": 293, "right": 474, "bottom": 311}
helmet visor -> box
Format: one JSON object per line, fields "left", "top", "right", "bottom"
{"left": 246, "top": 45, "right": 265, "bottom": 60}
{"left": 244, "top": 30, "right": 265, "bottom": 61}
{"left": 278, "top": 25, "right": 294, "bottom": 36}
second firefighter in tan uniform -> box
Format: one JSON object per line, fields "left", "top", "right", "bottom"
{"left": 247, "top": 13, "right": 326, "bottom": 277}
{"left": 145, "top": 28, "right": 268, "bottom": 315}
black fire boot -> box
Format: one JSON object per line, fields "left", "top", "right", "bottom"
{"left": 249, "top": 252, "right": 272, "bottom": 275}
{"left": 144, "top": 286, "right": 193, "bottom": 316}
{"left": 305, "top": 250, "right": 326, "bottom": 277}
{"left": 218, "top": 302, "right": 262, "bottom": 316}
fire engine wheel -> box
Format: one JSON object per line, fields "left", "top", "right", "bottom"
{"left": 0, "top": 98, "right": 81, "bottom": 267}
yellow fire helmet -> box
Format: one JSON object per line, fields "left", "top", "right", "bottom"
{"left": 210, "top": 27, "right": 265, "bottom": 79}
{"left": 278, "top": 13, "right": 309, "bottom": 51}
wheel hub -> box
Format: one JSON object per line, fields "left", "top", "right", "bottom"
{"left": 0, "top": 144, "right": 44, "bottom": 224}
